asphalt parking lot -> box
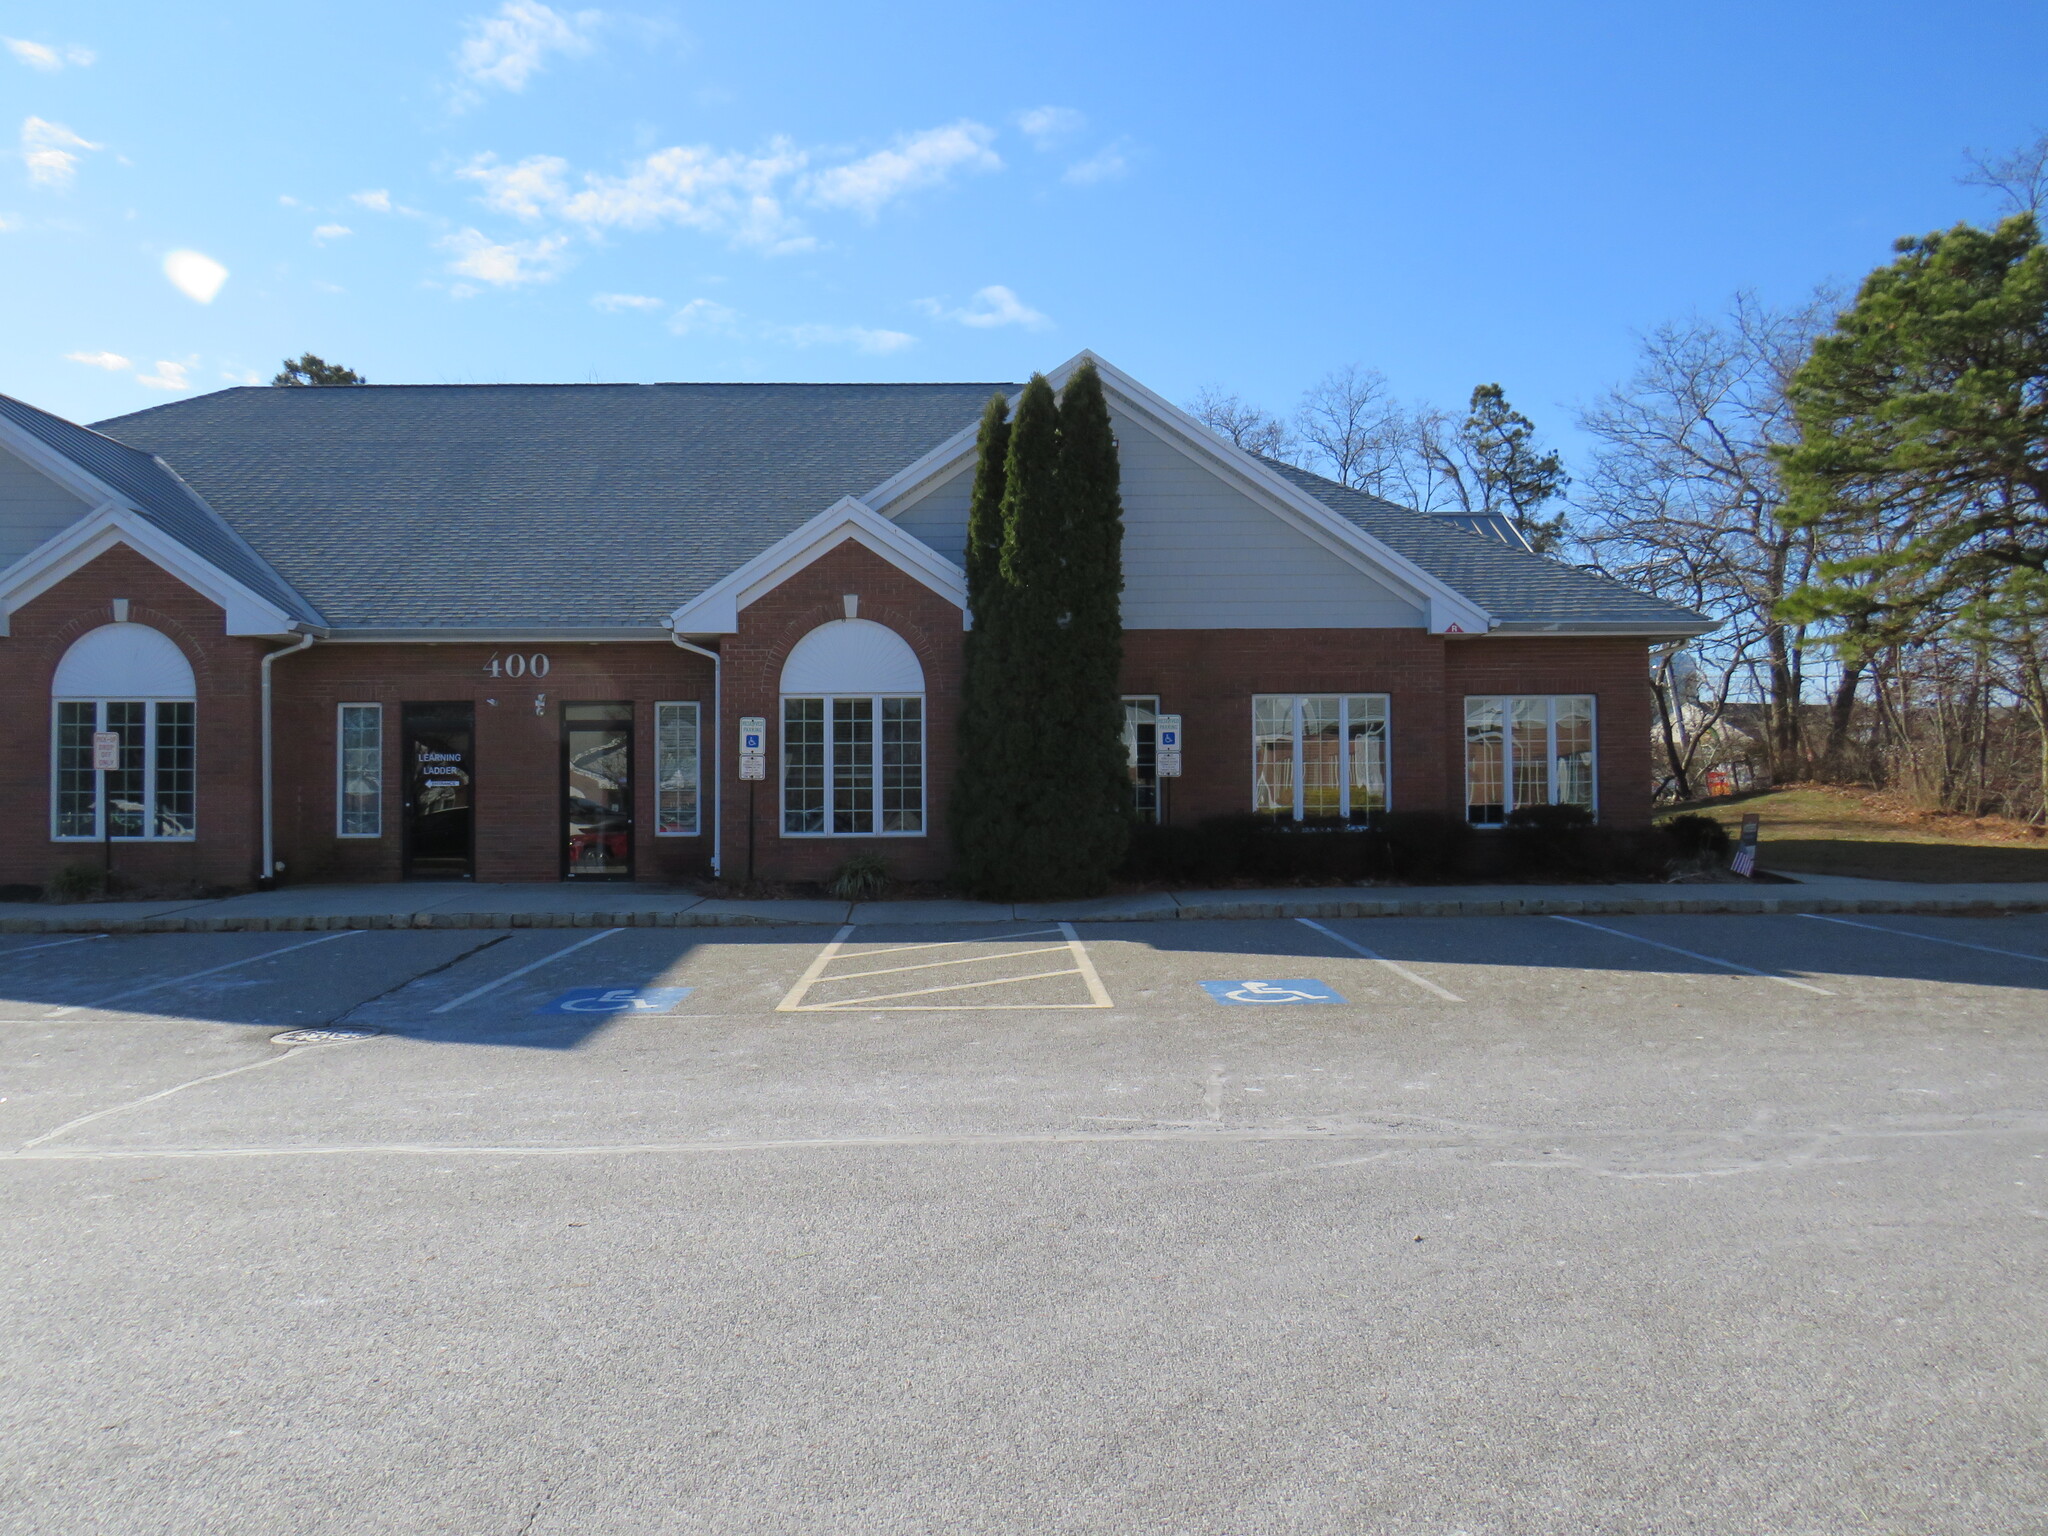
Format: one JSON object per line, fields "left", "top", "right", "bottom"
{"left": 4, "top": 914, "right": 2045, "bottom": 1535}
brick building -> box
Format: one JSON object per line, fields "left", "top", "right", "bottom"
{"left": 0, "top": 353, "right": 1709, "bottom": 891}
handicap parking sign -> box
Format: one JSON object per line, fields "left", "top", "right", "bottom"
{"left": 535, "top": 986, "right": 694, "bottom": 1016}
{"left": 1200, "top": 979, "right": 1347, "bottom": 1005}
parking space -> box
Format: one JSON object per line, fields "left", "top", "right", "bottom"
{"left": 5, "top": 912, "right": 2047, "bottom": 1531}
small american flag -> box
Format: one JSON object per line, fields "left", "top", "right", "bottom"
{"left": 1730, "top": 813, "right": 1761, "bottom": 877}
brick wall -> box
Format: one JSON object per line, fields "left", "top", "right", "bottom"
{"left": 723, "top": 540, "right": 965, "bottom": 884}
{"left": 270, "top": 640, "right": 717, "bottom": 884}
{"left": 0, "top": 545, "right": 267, "bottom": 890}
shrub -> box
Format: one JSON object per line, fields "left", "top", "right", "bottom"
{"left": 1378, "top": 811, "right": 1474, "bottom": 884}
{"left": 45, "top": 862, "right": 111, "bottom": 902}
{"left": 1662, "top": 813, "right": 1734, "bottom": 861}
{"left": 825, "top": 852, "right": 891, "bottom": 902}
{"left": 1503, "top": 804, "right": 1598, "bottom": 878}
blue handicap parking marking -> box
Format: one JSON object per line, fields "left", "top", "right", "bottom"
{"left": 535, "top": 986, "right": 694, "bottom": 1016}
{"left": 1200, "top": 979, "right": 1347, "bottom": 1005}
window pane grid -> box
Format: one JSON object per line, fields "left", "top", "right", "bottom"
{"left": 338, "top": 704, "right": 380, "bottom": 837}
{"left": 1254, "top": 695, "right": 1391, "bottom": 820}
{"left": 783, "top": 698, "right": 826, "bottom": 834}
{"left": 1464, "top": 696, "right": 1596, "bottom": 824}
{"left": 56, "top": 702, "right": 97, "bottom": 838}
{"left": 154, "top": 703, "right": 197, "bottom": 837}
{"left": 831, "top": 698, "right": 875, "bottom": 834}
{"left": 654, "top": 702, "right": 700, "bottom": 836}
{"left": 880, "top": 698, "right": 923, "bottom": 833}
{"left": 1122, "top": 697, "right": 1159, "bottom": 824}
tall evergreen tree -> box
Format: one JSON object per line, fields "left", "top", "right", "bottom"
{"left": 1049, "top": 359, "right": 1131, "bottom": 890}
{"left": 949, "top": 393, "right": 1012, "bottom": 883}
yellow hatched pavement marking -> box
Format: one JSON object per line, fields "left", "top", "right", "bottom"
{"left": 778, "top": 921, "right": 1113, "bottom": 1012}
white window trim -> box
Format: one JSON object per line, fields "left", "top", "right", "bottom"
{"left": 336, "top": 703, "right": 383, "bottom": 838}
{"left": 654, "top": 700, "right": 702, "bottom": 838}
{"left": 1123, "top": 695, "right": 1161, "bottom": 825}
{"left": 1251, "top": 693, "right": 1391, "bottom": 821}
{"left": 1463, "top": 694, "right": 1599, "bottom": 827}
{"left": 779, "top": 692, "right": 927, "bottom": 838}
{"left": 50, "top": 697, "right": 198, "bottom": 842}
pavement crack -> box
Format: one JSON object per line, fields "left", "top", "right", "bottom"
{"left": 328, "top": 933, "right": 512, "bottom": 1025}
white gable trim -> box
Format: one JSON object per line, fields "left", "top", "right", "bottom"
{"left": 668, "top": 496, "right": 968, "bottom": 635}
{"left": 862, "top": 351, "right": 1495, "bottom": 636}
{"left": 0, "top": 505, "right": 299, "bottom": 637}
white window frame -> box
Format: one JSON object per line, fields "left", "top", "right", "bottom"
{"left": 780, "top": 692, "right": 926, "bottom": 838}
{"left": 50, "top": 698, "right": 198, "bottom": 842}
{"left": 1251, "top": 694, "right": 1390, "bottom": 820}
{"left": 336, "top": 703, "right": 383, "bottom": 838}
{"left": 1462, "top": 694, "right": 1598, "bottom": 826}
{"left": 654, "top": 700, "right": 702, "bottom": 837}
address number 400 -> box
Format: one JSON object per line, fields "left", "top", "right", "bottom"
{"left": 484, "top": 652, "right": 551, "bottom": 679}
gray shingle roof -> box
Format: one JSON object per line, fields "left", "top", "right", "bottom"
{"left": 1259, "top": 458, "right": 1711, "bottom": 633}
{"left": 92, "top": 383, "right": 1014, "bottom": 630}
{"left": 0, "top": 391, "right": 323, "bottom": 624}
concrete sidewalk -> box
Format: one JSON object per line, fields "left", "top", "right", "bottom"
{"left": 4, "top": 871, "right": 2048, "bottom": 933}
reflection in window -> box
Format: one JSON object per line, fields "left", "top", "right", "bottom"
{"left": 1122, "top": 697, "right": 1160, "bottom": 823}
{"left": 338, "top": 704, "right": 381, "bottom": 837}
{"left": 52, "top": 699, "right": 197, "bottom": 840}
{"left": 783, "top": 695, "right": 922, "bottom": 836}
{"left": 1464, "top": 695, "right": 1597, "bottom": 823}
{"left": 1253, "top": 695, "right": 1388, "bottom": 820}
{"left": 655, "top": 702, "right": 700, "bottom": 836}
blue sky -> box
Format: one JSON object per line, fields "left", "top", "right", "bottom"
{"left": 6, "top": 0, "right": 2044, "bottom": 457}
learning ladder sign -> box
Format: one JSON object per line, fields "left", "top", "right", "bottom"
{"left": 91, "top": 731, "right": 121, "bottom": 771}
{"left": 1156, "top": 714, "right": 1183, "bottom": 778}
{"left": 738, "top": 715, "right": 767, "bottom": 782}
{"left": 535, "top": 987, "right": 694, "bottom": 1016}
{"left": 1200, "top": 979, "right": 1347, "bottom": 1005}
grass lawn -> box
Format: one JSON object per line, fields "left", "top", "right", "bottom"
{"left": 1659, "top": 784, "right": 2048, "bottom": 883}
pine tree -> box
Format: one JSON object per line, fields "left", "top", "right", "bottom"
{"left": 949, "top": 393, "right": 1011, "bottom": 885}
{"left": 1461, "top": 384, "right": 1568, "bottom": 552}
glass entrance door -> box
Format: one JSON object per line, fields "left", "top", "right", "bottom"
{"left": 563, "top": 702, "right": 633, "bottom": 880}
{"left": 402, "top": 702, "right": 475, "bottom": 880}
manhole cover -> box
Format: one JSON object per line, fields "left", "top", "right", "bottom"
{"left": 271, "top": 1027, "right": 381, "bottom": 1045}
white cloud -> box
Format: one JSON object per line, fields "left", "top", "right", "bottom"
{"left": 66, "top": 349, "right": 130, "bottom": 370}
{"left": 768, "top": 322, "right": 915, "bottom": 355}
{"left": 591, "top": 291, "right": 662, "bottom": 312}
{"left": 805, "top": 120, "right": 1000, "bottom": 220}
{"left": 20, "top": 116, "right": 99, "bottom": 188}
{"left": 350, "top": 188, "right": 393, "bottom": 212}
{"left": 438, "top": 226, "right": 573, "bottom": 287}
{"left": 163, "top": 249, "right": 229, "bottom": 303}
{"left": 6, "top": 39, "right": 94, "bottom": 71}
{"left": 1015, "top": 106, "right": 1085, "bottom": 148}
{"left": 459, "top": 141, "right": 811, "bottom": 252}
{"left": 1063, "top": 140, "right": 1132, "bottom": 185}
{"left": 135, "top": 360, "right": 192, "bottom": 391}
{"left": 312, "top": 223, "right": 352, "bottom": 244}
{"left": 453, "top": 1, "right": 600, "bottom": 101}
{"left": 667, "top": 297, "right": 741, "bottom": 335}
{"left": 916, "top": 284, "right": 1051, "bottom": 330}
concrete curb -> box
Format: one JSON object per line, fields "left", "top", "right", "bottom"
{"left": 6, "top": 890, "right": 2047, "bottom": 934}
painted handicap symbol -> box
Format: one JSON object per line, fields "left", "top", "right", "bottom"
{"left": 1200, "top": 979, "right": 1347, "bottom": 1005}
{"left": 535, "top": 986, "right": 694, "bottom": 1016}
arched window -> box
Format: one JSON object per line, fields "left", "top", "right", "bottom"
{"left": 51, "top": 623, "right": 198, "bottom": 841}
{"left": 778, "top": 619, "right": 925, "bottom": 836}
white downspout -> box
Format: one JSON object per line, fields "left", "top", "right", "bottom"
{"left": 669, "top": 630, "right": 722, "bottom": 878}
{"left": 260, "top": 629, "right": 316, "bottom": 888}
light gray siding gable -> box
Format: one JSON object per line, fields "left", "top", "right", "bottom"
{"left": 886, "top": 407, "right": 1427, "bottom": 629}
{"left": 0, "top": 445, "right": 92, "bottom": 571}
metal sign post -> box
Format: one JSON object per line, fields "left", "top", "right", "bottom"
{"left": 1155, "top": 714, "right": 1182, "bottom": 826}
{"left": 92, "top": 730, "right": 120, "bottom": 879}
{"left": 738, "top": 716, "right": 767, "bottom": 886}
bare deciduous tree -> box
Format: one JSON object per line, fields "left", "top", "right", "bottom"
{"left": 1961, "top": 130, "right": 2048, "bottom": 216}
{"left": 1290, "top": 365, "right": 1406, "bottom": 490}
{"left": 1576, "top": 292, "right": 1842, "bottom": 780}
{"left": 1185, "top": 386, "right": 1296, "bottom": 460}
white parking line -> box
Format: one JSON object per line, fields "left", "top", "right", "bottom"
{"left": 428, "top": 927, "right": 624, "bottom": 1014}
{"left": 1296, "top": 918, "right": 1463, "bottom": 1001}
{"left": 1549, "top": 915, "right": 1835, "bottom": 995}
{"left": 777, "top": 923, "right": 1112, "bottom": 1012}
{"left": 45, "top": 930, "right": 363, "bottom": 1018}
{"left": 1800, "top": 912, "right": 2048, "bottom": 965}
{"left": 0, "top": 934, "right": 108, "bottom": 958}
